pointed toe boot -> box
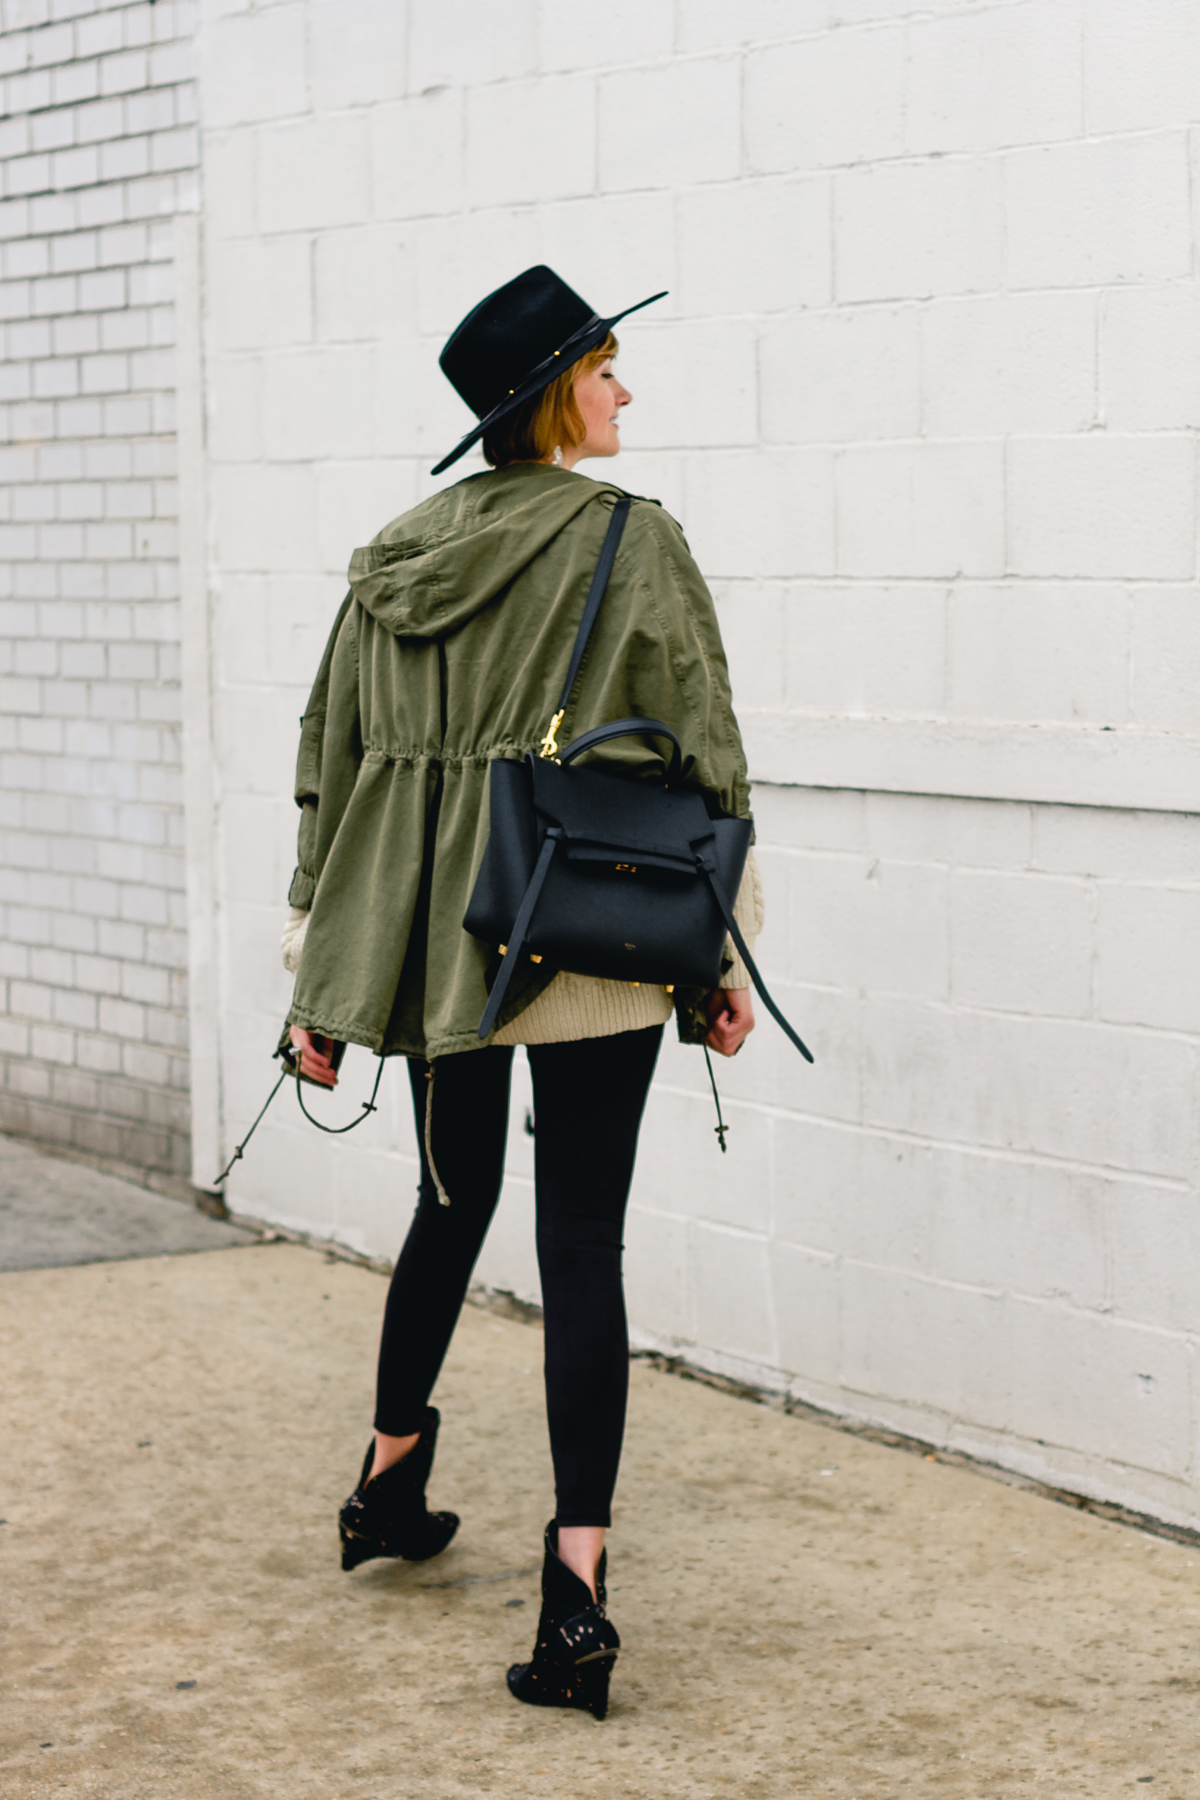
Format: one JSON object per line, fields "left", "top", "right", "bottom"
{"left": 507, "top": 1522, "right": 620, "bottom": 1721}
{"left": 338, "top": 1406, "right": 460, "bottom": 1571}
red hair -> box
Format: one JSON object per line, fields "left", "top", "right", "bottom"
{"left": 483, "top": 333, "right": 618, "bottom": 467}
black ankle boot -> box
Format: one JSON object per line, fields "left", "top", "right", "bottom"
{"left": 338, "top": 1407, "right": 459, "bottom": 1571}
{"left": 507, "top": 1522, "right": 620, "bottom": 1721}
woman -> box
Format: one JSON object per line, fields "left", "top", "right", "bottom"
{"left": 281, "top": 266, "right": 762, "bottom": 1720}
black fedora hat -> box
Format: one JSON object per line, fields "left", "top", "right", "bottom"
{"left": 430, "top": 265, "right": 666, "bottom": 476}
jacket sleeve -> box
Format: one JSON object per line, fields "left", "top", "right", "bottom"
{"left": 286, "top": 591, "right": 362, "bottom": 911}
{"left": 621, "top": 502, "right": 752, "bottom": 821}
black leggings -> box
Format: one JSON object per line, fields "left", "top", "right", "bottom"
{"left": 374, "top": 1026, "right": 663, "bottom": 1528}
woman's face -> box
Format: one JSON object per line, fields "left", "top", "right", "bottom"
{"left": 561, "top": 358, "right": 631, "bottom": 467}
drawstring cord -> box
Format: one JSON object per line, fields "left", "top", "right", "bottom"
{"left": 292, "top": 1053, "right": 384, "bottom": 1133}
{"left": 212, "top": 1066, "right": 288, "bottom": 1186}
{"left": 217, "top": 1040, "right": 722, "bottom": 1192}
{"left": 703, "top": 1045, "right": 729, "bottom": 1153}
{"left": 211, "top": 1047, "right": 383, "bottom": 1186}
{"left": 423, "top": 1060, "right": 452, "bottom": 1206}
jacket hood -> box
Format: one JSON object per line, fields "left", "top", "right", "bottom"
{"left": 347, "top": 465, "right": 621, "bottom": 640}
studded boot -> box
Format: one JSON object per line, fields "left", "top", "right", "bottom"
{"left": 506, "top": 1521, "right": 620, "bottom": 1721}
{"left": 338, "top": 1406, "right": 459, "bottom": 1571}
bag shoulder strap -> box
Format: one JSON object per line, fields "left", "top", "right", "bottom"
{"left": 482, "top": 498, "right": 633, "bottom": 1038}
{"left": 539, "top": 496, "right": 632, "bottom": 759}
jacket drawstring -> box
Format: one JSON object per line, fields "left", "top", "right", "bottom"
{"left": 703, "top": 1045, "right": 729, "bottom": 1154}
{"left": 424, "top": 1061, "right": 452, "bottom": 1206}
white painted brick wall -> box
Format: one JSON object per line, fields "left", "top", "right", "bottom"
{"left": 188, "top": 1, "right": 1200, "bottom": 1528}
{"left": 0, "top": 0, "right": 197, "bottom": 1188}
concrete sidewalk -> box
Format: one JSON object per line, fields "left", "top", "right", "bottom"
{"left": 0, "top": 1131, "right": 253, "bottom": 1270}
{"left": 1, "top": 1171, "right": 1197, "bottom": 1797}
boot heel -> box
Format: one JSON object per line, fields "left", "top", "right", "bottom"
{"left": 558, "top": 1609, "right": 619, "bottom": 1717}
{"left": 578, "top": 1661, "right": 612, "bottom": 1721}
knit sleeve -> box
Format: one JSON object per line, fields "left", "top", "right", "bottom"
{"left": 723, "top": 849, "right": 764, "bottom": 989}
{"left": 281, "top": 906, "right": 310, "bottom": 973}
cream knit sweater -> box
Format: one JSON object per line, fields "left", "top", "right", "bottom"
{"left": 282, "top": 850, "right": 763, "bottom": 1048}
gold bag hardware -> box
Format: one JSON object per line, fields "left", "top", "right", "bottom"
{"left": 539, "top": 708, "right": 564, "bottom": 761}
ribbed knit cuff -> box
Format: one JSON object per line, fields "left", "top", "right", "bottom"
{"left": 281, "top": 906, "right": 309, "bottom": 974}
{"left": 724, "top": 953, "right": 753, "bottom": 990}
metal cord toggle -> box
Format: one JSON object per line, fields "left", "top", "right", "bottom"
{"left": 703, "top": 1045, "right": 729, "bottom": 1154}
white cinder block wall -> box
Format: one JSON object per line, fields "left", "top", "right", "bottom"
{"left": 0, "top": 0, "right": 197, "bottom": 1188}
{"left": 191, "top": 0, "right": 1200, "bottom": 1527}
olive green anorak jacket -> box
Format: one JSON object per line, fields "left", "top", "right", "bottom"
{"left": 285, "top": 464, "right": 751, "bottom": 1059}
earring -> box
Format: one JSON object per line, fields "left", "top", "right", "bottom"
{"left": 551, "top": 446, "right": 563, "bottom": 468}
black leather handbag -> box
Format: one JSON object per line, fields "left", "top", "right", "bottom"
{"left": 463, "top": 497, "right": 813, "bottom": 1061}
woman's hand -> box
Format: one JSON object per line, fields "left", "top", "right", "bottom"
{"left": 289, "top": 1026, "right": 340, "bottom": 1088}
{"left": 705, "top": 988, "right": 755, "bottom": 1057}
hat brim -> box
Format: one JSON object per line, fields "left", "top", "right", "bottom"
{"left": 429, "top": 290, "right": 667, "bottom": 477}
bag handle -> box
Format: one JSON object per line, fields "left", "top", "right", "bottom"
{"left": 559, "top": 716, "right": 683, "bottom": 787}
{"left": 539, "top": 496, "right": 633, "bottom": 759}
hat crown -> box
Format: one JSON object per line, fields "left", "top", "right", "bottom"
{"left": 439, "top": 265, "right": 597, "bottom": 422}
